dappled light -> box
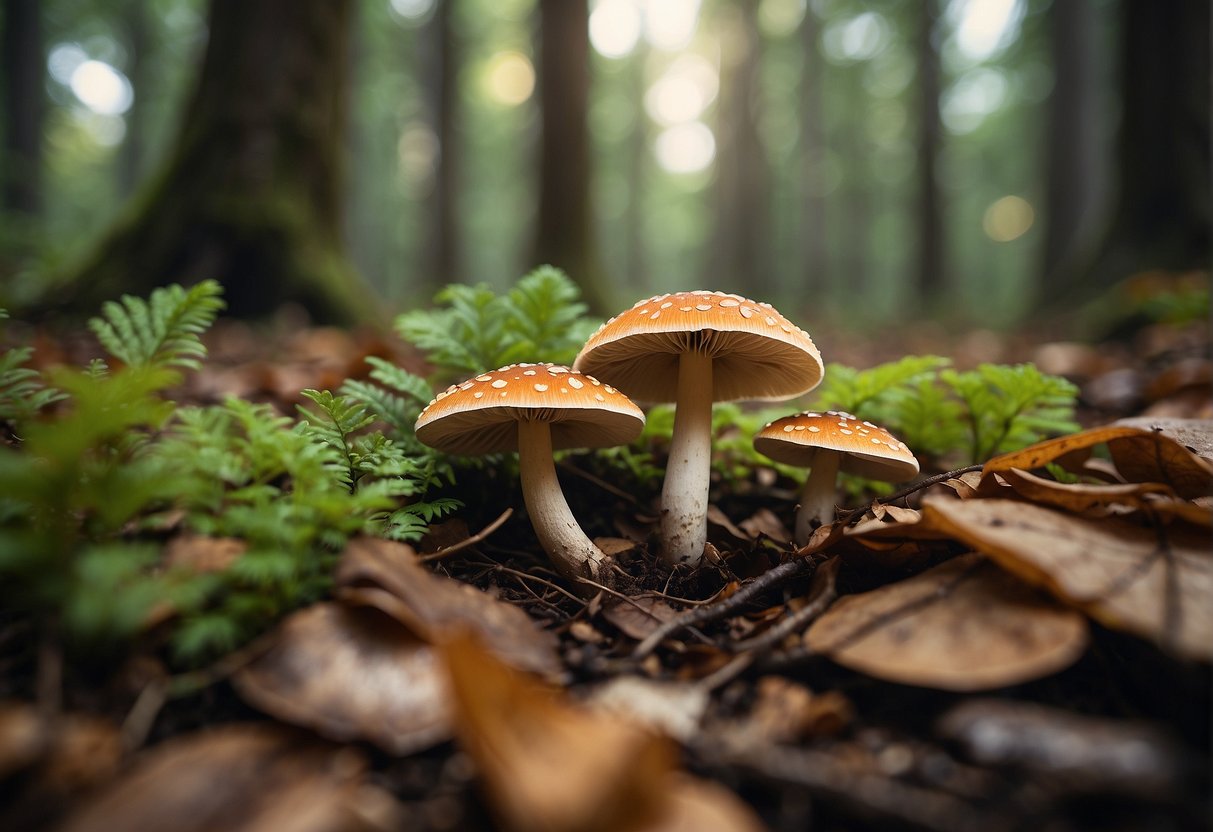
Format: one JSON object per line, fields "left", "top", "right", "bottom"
{"left": 654, "top": 121, "right": 716, "bottom": 174}
{"left": 483, "top": 50, "right": 535, "bottom": 106}
{"left": 589, "top": 0, "right": 643, "bottom": 59}
{"left": 949, "top": 0, "right": 1026, "bottom": 63}
{"left": 983, "top": 194, "right": 1035, "bottom": 242}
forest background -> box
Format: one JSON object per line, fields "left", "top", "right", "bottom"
{"left": 0, "top": 0, "right": 1208, "bottom": 328}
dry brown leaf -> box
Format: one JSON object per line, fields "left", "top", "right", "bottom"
{"left": 587, "top": 677, "right": 709, "bottom": 743}
{"left": 739, "top": 508, "right": 792, "bottom": 543}
{"left": 805, "top": 554, "right": 1089, "bottom": 691}
{"left": 997, "top": 468, "right": 1176, "bottom": 513}
{"left": 984, "top": 425, "right": 1213, "bottom": 498}
{"left": 640, "top": 774, "right": 767, "bottom": 832}
{"left": 1114, "top": 417, "right": 1213, "bottom": 460}
{"left": 441, "top": 632, "right": 678, "bottom": 832}
{"left": 600, "top": 596, "right": 679, "bottom": 641}
{"left": 335, "top": 537, "right": 561, "bottom": 677}
{"left": 733, "top": 677, "right": 853, "bottom": 746}
{"left": 0, "top": 704, "right": 121, "bottom": 794}
{"left": 233, "top": 603, "right": 451, "bottom": 754}
{"left": 707, "top": 505, "right": 750, "bottom": 540}
{"left": 58, "top": 724, "right": 402, "bottom": 832}
{"left": 163, "top": 533, "right": 246, "bottom": 572}
{"left": 922, "top": 497, "right": 1213, "bottom": 661}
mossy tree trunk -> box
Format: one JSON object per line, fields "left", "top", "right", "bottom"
{"left": 1, "top": 0, "right": 44, "bottom": 221}
{"left": 57, "top": 0, "right": 380, "bottom": 322}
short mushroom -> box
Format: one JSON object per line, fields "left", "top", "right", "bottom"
{"left": 753, "top": 410, "right": 919, "bottom": 544}
{"left": 574, "top": 291, "right": 824, "bottom": 566}
{"left": 414, "top": 363, "right": 644, "bottom": 588}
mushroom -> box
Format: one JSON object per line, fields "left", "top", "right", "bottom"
{"left": 414, "top": 363, "right": 644, "bottom": 587}
{"left": 753, "top": 410, "right": 919, "bottom": 545}
{"left": 574, "top": 291, "right": 824, "bottom": 566}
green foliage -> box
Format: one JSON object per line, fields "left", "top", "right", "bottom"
{"left": 88, "top": 280, "right": 225, "bottom": 371}
{"left": 395, "top": 266, "right": 600, "bottom": 380}
{"left": 0, "top": 281, "right": 456, "bottom": 666}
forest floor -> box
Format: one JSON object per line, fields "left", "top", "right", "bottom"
{"left": 1, "top": 298, "right": 1210, "bottom": 832}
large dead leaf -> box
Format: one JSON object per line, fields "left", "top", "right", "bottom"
{"left": 804, "top": 554, "right": 1088, "bottom": 691}
{"left": 1114, "top": 417, "right": 1213, "bottom": 460}
{"left": 58, "top": 724, "right": 402, "bottom": 832}
{"left": 441, "top": 634, "right": 765, "bottom": 832}
{"left": 922, "top": 497, "right": 1213, "bottom": 661}
{"left": 233, "top": 603, "right": 451, "bottom": 754}
{"left": 996, "top": 468, "right": 1177, "bottom": 513}
{"left": 335, "top": 537, "right": 561, "bottom": 677}
{"left": 984, "top": 425, "right": 1213, "bottom": 498}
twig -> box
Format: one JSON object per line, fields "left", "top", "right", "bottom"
{"left": 632, "top": 558, "right": 817, "bottom": 660}
{"left": 729, "top": 557, "right": 840, "bottom": 654}
{"left": 840, "top": 464, "right": 983, "bottom": 523}
{"left": 419, "top": 508, "right": 513, "bottom": 562}
{"left": 491, "top": 563, "right": 587, "bottom": 606}
{"left": 557, "top": 461, "right": 640, "bottom": 504}
{"left": 121, "top": 678, "right": 168, "bottom": 752}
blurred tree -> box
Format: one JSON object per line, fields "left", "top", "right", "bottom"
{"left": 421, "top": 0, "right": 460, "bottom": 290}
{"left": 117, "top": 0, "right": 152, "bottom": 196}
{"left": 915, "top": 0, "right": 945, "bottom": 307}
{"left": 624, "top": 41, "right": 650, "bottom": 294}
{"left": 52, "top": 0, "right": 379, "bottom": 321}
{"left": 535, "top": 0, "right": 606, "bottom": 310}
{"left": 711, "top": 0, "right": 772, "bottom": 295}
{"left": 1, "top": 0, "right": 44, "bottom": 219}
{"left": 1079, "top": 0, "right": 1210, "bottom": 294}
{"left": 1040, "top": 0, "right": 1098, "bottom": 284}
{"left": 799, "top": 6, "right": 827, "bottom": 294}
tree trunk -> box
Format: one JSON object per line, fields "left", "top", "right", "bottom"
{"left": 710, "top": 0, "right": 771, "bottom": 296}
{"left": 624, "top": 42, "right": 649, "bottom": 294}
{"left": 534, "top": 0, "right": 606, "bottom": 310}
{"left": 799, "top": 7, "right": 827, "bottom": 293}
{"left": 914, "top": 0, "right": 945, "bottom": 307}
{"left": 118, "top": 0, "right": 152, "bottom": 196}
{"left": 1, "top": 0, "right": 44, "bottom": 219}
{"left": 55, "top": 0, "right": 379, "bottom": 322}
{"left": 422, "top": 0, "right": 460, "bottom": 291}
{"left": 1076, "top": 0, "right": 1210, "bottom": 295}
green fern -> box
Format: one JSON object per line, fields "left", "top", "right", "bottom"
{"left": 942, "top": 363, "right": 1080, "bottom": 463}
{"left": 89, "top": 279, "right": 225, "bottom": 371}
{"left": 395, "top": 266, "right": 600, "bottom": 380}
{"left": 0, "top": 346, "right": 66, "bottom": 424}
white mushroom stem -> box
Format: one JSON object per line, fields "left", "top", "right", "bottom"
{"left": 660, "top": 349, "right": 714, "bottom": 566}
{"left": 517, "top": 419, "right": 606, "bottom": 589}
{"left": 794, "top": 451, "right": 842, "bottom": 545}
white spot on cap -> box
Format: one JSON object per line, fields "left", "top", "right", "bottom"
{"left": 808, "top": 426, "right": 821, "bottom": 433}
{"left": 765, "top": 316, "right": 776, "bottom": 326}
{"left": 534, "top": 383, "right": 548, "bottom": 392}
{"left": 650, "top": 312, "right": 661, "bottom": 320}
{"left": 549, "top": 366, "right": 568, "bottom": 374}
{"left": 523, "top": 370, "right": 537, "bottom": 376}
{"left": 720, "top": 299, "right": 739, "bottom": 308}
{"left": 473, "top": 391, "right": 484, "bottom": 399}
{"left": 568, "top": 377, "right": 584, "bottom": 389}
{"left": 871, "top": 438, "right": 882, "bottom": 444}
{"left": 840, "top": 429, "right": 853, "bottom": 435}
{"left": 739, "top": 306, "right": 753, "bottom": 318}
{"left": 595, "top": 393, "right": 605, "bottom": 401}
{"left": 795, "top": 425, "right": 806, "bottom": 431}
{"left": 696, "top": 304, "right": 712, "bottom": 311}
{"left": 783, "top": 425, "right": 794, "bottom": 432}
{"left": 660, "top": 302, "right": 673, "bottom": 309}
{"left": 491, "top": 379, "right": 507, "bottom": 389}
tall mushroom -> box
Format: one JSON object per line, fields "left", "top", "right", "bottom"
{"left": 414, "top": 364, "right": 644, "bottom": 588}
{"left": 754, "top": 411, "right": 919, "bottom": 545}
{"left": 574, "top": 291, "right": 823, "bottom": 566}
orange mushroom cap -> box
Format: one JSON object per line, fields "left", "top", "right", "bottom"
{"left": 754, "top": 411, "right": 920, "bottom": 481}
{"left": 573, "top": 291, "right": 824, "bottom": 403}
{"left": 415, "top": 364, "right": 645, "bottom": 456}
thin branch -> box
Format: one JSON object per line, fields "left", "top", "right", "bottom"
{"left": 840, "top": 464, "right": 983, "bottom": 523}
{"left": 729, "top": 557, "right": 840, "bottom": 654}
{"left": 419, "top": 507, "right": 512, "bottom": 562}
{"left": 632, "top": 558, "right": 816, "bottom": 659}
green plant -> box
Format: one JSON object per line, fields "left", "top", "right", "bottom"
{"left": 0, "top": 280, "right": 458, "bottom": 665}
{"left": 395, "top": 266, "right": 601, "bottom": 380}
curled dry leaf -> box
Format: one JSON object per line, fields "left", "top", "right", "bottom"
{"left": 922, "top": 497, "right": 1213, "bottom": 661}
{"left": 600, "top": 596, "right": 679, "bottom": 641}
{"left": 233, "top": 603, "right": 451, "bottom": 755}
{"left": 335, "top": 537, "right": 561, "bottom": 677}
{"left": 984, "top": 425, "right": 1213, "bottom": 499}
{"left": 1114, "top": 416, "right": 1213, "bottom": 460}
{"left": 58, "top": 724, "right": 402, "bottom": 832}
{"left": 804, "top": 554, "right": 1089, "bottom": 691}
{"left": 441, "top": 633, "right": 766, "bottom": 832}
{"left": 996, "top": 468, "right": 1180, "bottom": 515}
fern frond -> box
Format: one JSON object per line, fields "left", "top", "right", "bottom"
{"left": 89, "top": 280, "right": 225, "bottom": 371}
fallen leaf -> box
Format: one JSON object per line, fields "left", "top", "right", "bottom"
{"left": 642, "top": 774, "right": 767, "bottom": 832}
{"left": 601, "top": 596, "right": 679, "bottom": 641}
{"left": 233, "top": 603, "right": 451, "bottom": 754}
{"left": 739, "top": 508, "right": 792, "bottom": 544}
{"left": 441, "top": 632, "right": 677, "bottom": 832}
{"left": 996, "top": 468, "right": 1176, "bottom": 514}
{"left": 162, "top": 533, "right": 246, "bottom": 573}
{"left": 922, "top": 497, "right": 1213, "bottom": 661}
{"left": 730, "top": 677, "right": 853, "bottom": 746}
{"left": 58, "top": 724, "right": 402, "bottom": 832}
{"left": 1114, "top": 417, "right": 1213, "bottom": 460}
{"left": 335, "top": 537, "right": 561, "bottom": 677}
{"left": 805, "top": 554, "right": 1089, "bottom": 690}
{"left": 707, "top": 505, "right": 750, "bottom": 541}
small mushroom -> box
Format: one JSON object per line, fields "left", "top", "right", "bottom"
{"left": 754, "top": 411, "right": 919, "bottom": 545}
{"left": 414, "top": 364, "right": 644, "bottom": 588}
{"left": 574, "top": 291, "right": 823, "bottom": 567}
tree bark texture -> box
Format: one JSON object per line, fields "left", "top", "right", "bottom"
{"left": 799, "top": 8, "right": 827, "bottom": 294}
{"left": 118, "top": 0, "right": 152, "bottom": 197}
{"left": 535, "top": 0, "right": 607, "bottom": 311}
{"left": 57, "top": 0, "right": 379, "bottom": 322}
{"left": 1, "top": 0, "right": 44, "bottom": 219}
